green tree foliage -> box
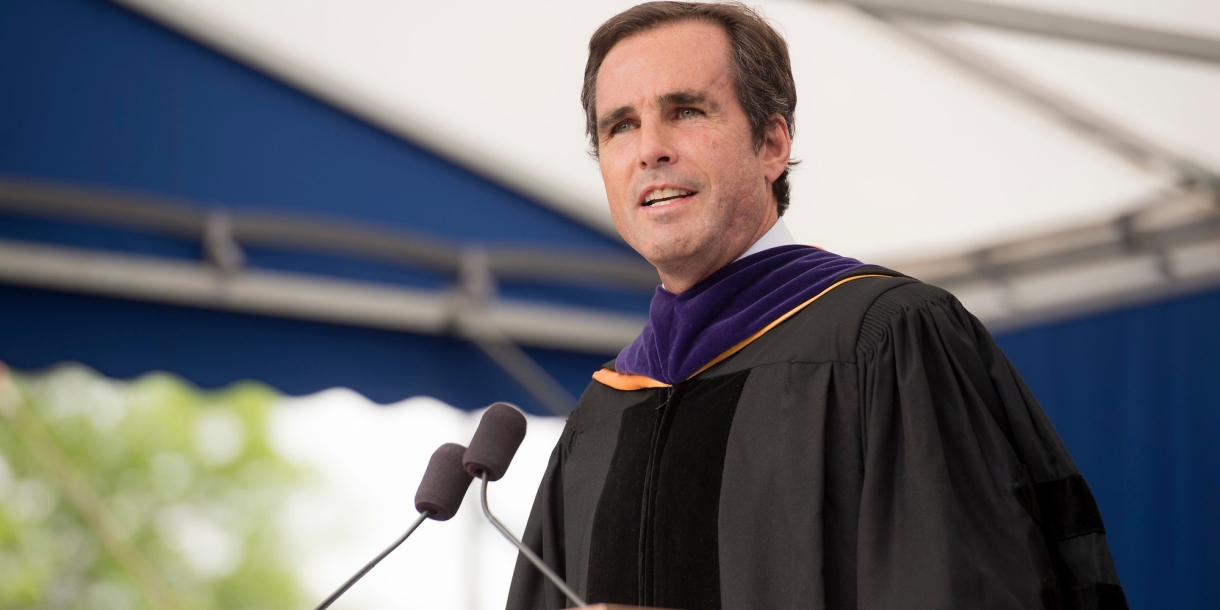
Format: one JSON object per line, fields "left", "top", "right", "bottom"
{"left": 0, "top": 365, "right": 307, "bottom": 610}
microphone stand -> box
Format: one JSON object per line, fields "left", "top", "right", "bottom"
{"left": 314, "top": 509, "right": 434, "bottom": 610}
{"left": 479, "top": 473, "right": 588, "bottom": 607}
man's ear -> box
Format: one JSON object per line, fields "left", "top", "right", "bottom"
{"left": 760, "top": 115, "right": 792, "bottom": 184}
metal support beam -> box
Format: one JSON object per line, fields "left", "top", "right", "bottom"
{"left": 875, "top": 19, "right": 1211, "bottom": 182}
{"left": 455, "top": 246, "right": 578, "bottom": 415}
{"left": 0, "top": 239, "right": 647, "bottom": 355}
{"left": 0, "top": 175, "right": 660, "bottom": 290}
{"left": 838, "top": 0, "right": 1220, "bottom": 66}
{"left": 891, "top": 183, "right": 1220, "bottom": 327}
{"left": 469, "top": 337, "right": 577, "bottom": 416}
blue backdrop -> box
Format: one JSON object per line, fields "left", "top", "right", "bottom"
{"left": 0, "top": 0, "right": 648, "bottom": 414}
{"left": 996, "top": 286, "right": 1220, "bottom": 610}
{"left": 0, "top": 0, "right": 628, "bottom": 254}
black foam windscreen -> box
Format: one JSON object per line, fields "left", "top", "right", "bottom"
{"left": 463, "top": 402, "right": 527, "bottom": 481}
{"left": 414, "top": 443, "right": 474, "bottom": 521}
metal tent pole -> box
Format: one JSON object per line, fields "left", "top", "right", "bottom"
{"left": 836, "top": 0, "right": 1220, "bottom": 66}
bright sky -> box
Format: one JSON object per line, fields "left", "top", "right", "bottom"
{"left": 140, "top": 0, "right": 1220, "bottom": 263}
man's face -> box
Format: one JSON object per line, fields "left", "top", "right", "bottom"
{"left": 594, "top": 21, "right": 787, "bottom": 288}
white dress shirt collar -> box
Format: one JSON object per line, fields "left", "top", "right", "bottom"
{"left": 735, "top": 218, "right": 797, "bottom": 262}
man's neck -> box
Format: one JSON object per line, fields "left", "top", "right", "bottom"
{"left": 659, "top": 218, "right": 797, "bottom": 292}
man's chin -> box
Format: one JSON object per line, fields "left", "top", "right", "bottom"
{"left": 635, "top": 242, "right": 698, "bottom": 268}
{"left": 637, "top": 243, "right": 725, "bottom": 281}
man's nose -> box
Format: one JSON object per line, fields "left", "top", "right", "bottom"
{"left": 637, "top": 120, "right": 675, "bottom": 169}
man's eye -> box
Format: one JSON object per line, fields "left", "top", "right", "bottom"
{"left": 612, "top": 121, "right": 633, "bottom": 133}
{"left": 678, "top": 108, "right": 702, "bottom": 119}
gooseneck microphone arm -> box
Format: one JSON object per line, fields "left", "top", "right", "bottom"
{"left": 313, "top": 509, "right": 434, "bottom": 610}
{"left": 464, "top": 403, "right": 586, "bottom": 606}
{"left": 312, "top": 442, "right": 473, "bottom": 610}
{"left": 479, "top": 472, "right": 588, "bottom": 607}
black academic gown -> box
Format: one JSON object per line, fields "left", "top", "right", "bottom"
{"left": 506, "top": 274, "right": 1126, "bottom": 610}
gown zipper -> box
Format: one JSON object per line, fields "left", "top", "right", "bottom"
{"left": 639, "top": 384, "right": 677, "bottom": 606}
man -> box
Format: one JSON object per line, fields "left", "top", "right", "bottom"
{"left": 507, "top": 3, "right": 1126, "bottom": 609}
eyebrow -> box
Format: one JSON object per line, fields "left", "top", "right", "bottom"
{"left": 597, "top": 90, "right": 718, "bottom": 135}
{"left": 658, "top": 90, "right": 711, "bottom": 109}
{"left": 598, "top": 106, "right": 635, "bottom": 135}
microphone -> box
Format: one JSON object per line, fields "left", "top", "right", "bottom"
{"left": 416, "top": 443, "right": 476, "bottom": 521}
{"left": 313, "top": 443, "right": 474, "bottom": 610}
{"left": 464, "top": 403, "right": 588, "bottom": 607}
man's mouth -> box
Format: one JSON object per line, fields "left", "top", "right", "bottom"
{"left": 642, "top": 188, "right": 695, "bottom": 207}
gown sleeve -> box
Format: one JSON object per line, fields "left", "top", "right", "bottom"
{"left": 505, "top": 428, "right": 570, "bottom": 610}
{"left": 855, "top": 282, "right": 1127, "bottom": 610}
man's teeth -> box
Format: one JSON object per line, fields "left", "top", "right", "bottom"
{"left": 644, "top": 188, "right": 694, "bottom": 206}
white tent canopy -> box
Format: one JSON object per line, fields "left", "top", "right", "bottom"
{"left": 122, "top": 0, "right": 1220, "bottom": 323}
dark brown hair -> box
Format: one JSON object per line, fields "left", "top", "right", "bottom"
{"left": 582, "top": 1, "right": 798, "bottom": 215}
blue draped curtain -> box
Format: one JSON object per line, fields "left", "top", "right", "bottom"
{"left": 996, "top": 285, "right": 1220, "bottom": 610}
